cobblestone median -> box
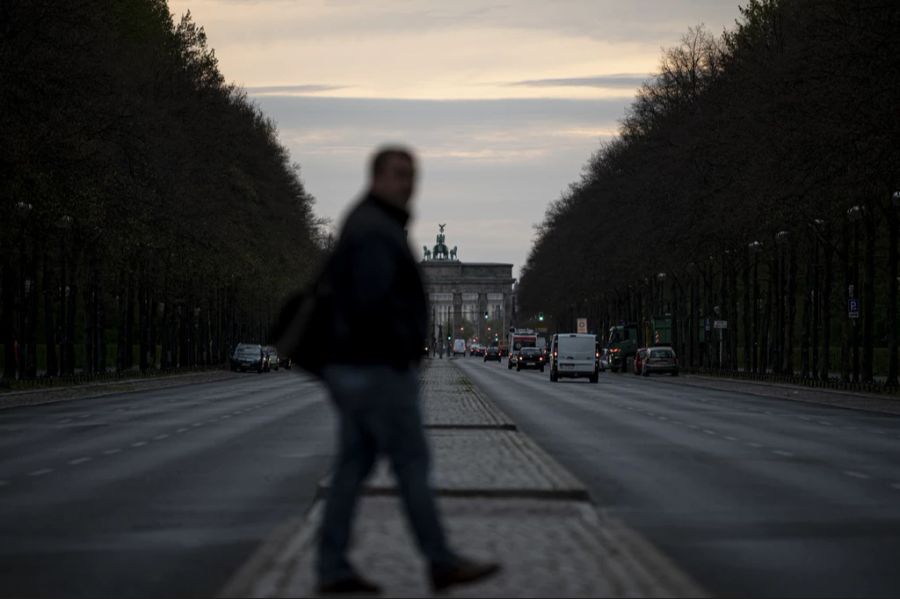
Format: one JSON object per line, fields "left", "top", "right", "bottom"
{"left": 220, "top": 358, "right": 707, "bottom": 598}
{"left": 224, "top": 497, "right": 706, "bottom": 598}
{"left": 0, "top": 369, "right": 239, "bottom": 410}
{"left": 420, "top": 359, "right": 515, "bottom": 428}
{"left": 331, "top": 430, "right": 587, "bottom": 499}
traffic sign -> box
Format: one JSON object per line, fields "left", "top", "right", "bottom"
{"left": 714, "top": 320, "right": 728, "bottom": 329}
{"left": 576, "top": 318, "right": 588, "bottom": 334}
{"left": 848, "top": 298, "right": 860, "bottom": 319}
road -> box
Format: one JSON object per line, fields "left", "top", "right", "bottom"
{"left": 456, "top": 357, "right": 900, "bottom": 598}
{"left": 0, "top": 371, "right": 335, "bottom": 598}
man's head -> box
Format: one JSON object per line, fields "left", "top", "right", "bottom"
{"left": 369, "top": 146, "right": 416, "bottom": 211}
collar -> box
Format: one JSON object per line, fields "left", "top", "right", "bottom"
{"left": 366, "top": 192, "right": 410, "bottom": 228}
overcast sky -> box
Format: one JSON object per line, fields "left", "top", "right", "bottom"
{"left": 168, "top": 0, "right": 742, "bottom": 277}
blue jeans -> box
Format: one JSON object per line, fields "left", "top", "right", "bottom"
{"left": 317, "top": 365, "right": 457, "bottom": 584}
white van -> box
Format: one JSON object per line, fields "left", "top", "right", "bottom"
{"left": 549, "top": 333, "right": 599, "bottom": 383}
{"left": 453, "top": 338, "right": 467, "bottom": 356}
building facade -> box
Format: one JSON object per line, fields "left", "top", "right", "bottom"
{"left": 419, "top": 225, "right": 515, "bottom": 350}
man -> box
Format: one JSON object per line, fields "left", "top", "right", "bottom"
{"left": 316, "top": 146, "right": 500, "bottom": 594}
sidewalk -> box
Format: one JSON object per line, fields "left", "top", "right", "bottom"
{"left": 651, "top": 373, "right": 900, "bottom": 416}
{"left": 219, "top": 359, "right": 707, "bottom": 598}
{"left": 0, "top": 368, "right": 238, "bottom": 411}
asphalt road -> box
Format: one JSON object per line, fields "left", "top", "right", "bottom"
{"left": 0, "top": 370, "right": 335, "bottom": 598}
{"left": 456, "top": 358, "right": 900, "bottom": 598}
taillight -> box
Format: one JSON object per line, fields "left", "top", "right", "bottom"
{"left": 553, "top": 351, "right": 558, "bottom": 357}
{"left": 595, "top": 352, "right": 600, "bottom": 358}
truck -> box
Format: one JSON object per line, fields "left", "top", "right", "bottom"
{"left": 506, "top": 329, "right": 537, "bottom": 368}
{"left": 606, "top": 322, "right": 638, "bottom": 373}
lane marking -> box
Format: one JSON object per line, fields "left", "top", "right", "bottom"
{"left": 29, "top": 468, "right": 53, "bottom": 477}
{"left": 192, "top": 423, "right": 204, "bottom": 428}
{"left": 69, "top": 457, "right": 92, "bottom": 465}
{"left": 103, "top": 448, "right": 122, "bottom": 455}
{"left": 772, "top": 450, "right": 794, "bottom": 457}
{"left": 747, "top": 442, "right": 763, "bottom": 448}
{"left": 724, "top": 436, "right": 739, "bottom": 441}
{"left": 154, "top": 434, "right": 169, "bottom": 440}
{"left": 131, "top": 441, "right": 147, "bottom": 447}
{"left": 59, "top": 419, "right": 73, "bottom": 424}
{"left": 818, "top": 421, "right": 833, "bottom": 426}
{"left": 703, "top": 429, "right": 717, "bottom": 435}
{"left": 78, "top": 414, "right": 92, "bottom": 419}
{"left": 843, "top": 471, "right": 870, "bottom": 480}
{"left": 176, "top": 428, "right": 189, "bottom": 434}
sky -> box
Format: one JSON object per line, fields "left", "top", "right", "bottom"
{"left": 167, "top": 0, "right": 742, "bottom": 277}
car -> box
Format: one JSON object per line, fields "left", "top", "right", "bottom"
{"left": 641, "top": 346, "right": 679, "bottom": 376}
{"left": 484, "top": 346, "right": 502, "bottom": 362}
{"left": 516, "top": 347, "right": 545, "bottom": 372}
{"left": 264, "top": 346, "right": 280, "bottom": 371}
{"left": 598, "top": 348, "right": 608, "bottom": 371}
{"left": 469, "top": 344, "right": 485, "bottom": 357}
{"left": 633, "top": 347, "right": 649, "bottom": 375}
{"left": 231, "top": 343, "right": 265, "bottom": 373}
{"left": 549, "top": 333, "right": 600, "bottom": 383}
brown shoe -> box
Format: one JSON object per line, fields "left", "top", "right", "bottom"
{"left": 316, "top": 575, "right": 382, "bottom": 595}
{"left": 431, "top": 558, "right": 501, "bottom": 592}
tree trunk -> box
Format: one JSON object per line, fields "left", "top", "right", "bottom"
{"left": 1, "top": 257, "right": 17, "bottom": 381}
{"left": 862, "top": 213, "right": 876, "bottom": 383}
{"left": 743, "top": 251, "right": 752, "bottom": 373}
{"left": 43, "top": 255, "right": 58, "bottom": 377}
{"left": 840, "top": 222, "right": 851, "bottom": 382}
{"left": 784, "top": 238, "right": 797, "bottom": 376}
{"left": 821, "top": 225, "right": 833, "bottom": 380}
{"left": 851, "top": 220, "right": 861, "bottom": 383}
{"left": 801, "top": 232, "right": 813, "bottom": 378}
{"left": 887, "top": 208, "right": 899, "bottom": 387}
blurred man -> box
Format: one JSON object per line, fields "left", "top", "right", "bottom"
{"left": 316, "top": 146, "right": 500, "bottom": 594}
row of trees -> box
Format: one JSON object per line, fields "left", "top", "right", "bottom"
{"left": 517, "top": 0, "right": 900, "bottom": 386}
{"left": 0, "top": 1, "right": 324, "bottom": 382}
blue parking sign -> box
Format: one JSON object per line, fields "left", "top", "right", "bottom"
{"left": 848, "top": 298, "right": 860, "bottom": 319}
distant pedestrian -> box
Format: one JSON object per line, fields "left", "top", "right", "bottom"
{"left": 315, "top": 146, "right": 500, "bottom": 594}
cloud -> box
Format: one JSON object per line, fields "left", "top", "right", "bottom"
{"left": 244, "top": 84, "right": 348, "bottom": 95}
{"left": 508, "top": 73, "right": 652, "bottom": 89}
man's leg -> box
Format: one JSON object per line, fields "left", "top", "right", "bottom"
{"left": 374, "top": 368, "right": 457, "bottom": 567}
{"left": 317, "top": 376, "right": 378, "bottom": 585}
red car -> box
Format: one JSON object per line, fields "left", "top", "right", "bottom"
{"left": 633, "top": 347, "right": 649, "bottom": 375}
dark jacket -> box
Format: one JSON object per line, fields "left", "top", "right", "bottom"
{"left": 324, "top": 193, "right": 427, "bottom": 368}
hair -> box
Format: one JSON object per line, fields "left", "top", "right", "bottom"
{"left": 370, "top": 145, "right": 415, "bottom": 179}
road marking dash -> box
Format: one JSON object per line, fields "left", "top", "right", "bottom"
{"left": 69, "top": 457, "right": 92, "bottom": 465}
{"left": 131, "top": 441, "right": 147, "bottom": 447}
{"left": 818, "top": 421, "right": 834, "bottom": 426}
{"left": 59, "top": 419, "right": 73, "bottom": 424}
{"left": 843, "top": 471, "right": 870, "bottom": 480}
{"left": 29, "top": 468, "right": 53, "bottom": 477}
{"left": 103, "top": 448, "right": 121, "bottom": 455}
{"left": 724, "top": 436, "right": 739, "bottom": 441}
{"left": 192, "top": 423, "right": 204, "bottom": 428}
{"left": 153, "top": 434, "right": 169, "bottom": 440}
{"left": 772, "top": 450, "right": 794, "bottom": 457}
{"left": 176, "top": 428, "right": 188, "bottom": 434}
{"left": 703, "top": 430, "right": 717, "bottom": 435}
{"left": 747, "top": 442, "right": 763, "bottom": 448}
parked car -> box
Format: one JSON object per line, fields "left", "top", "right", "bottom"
{"left": 641, "top": 346, "right": 679, "bottom": 376}
{"left": 231, "top": 343, "right": 265, "bottom": 373}
{"left": 484, "top": 346, "right": 502, "bottom": 362}
{"left": 516, "top": 347, "right": 545, "bottom": 372}
{"left": 263, "top": 346, "right": 279, "bottom": 371}
{"left": 633, "top": 347, "right": 649, "bottom": 375}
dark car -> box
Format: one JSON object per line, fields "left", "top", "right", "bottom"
{"left": 263, "top": 346, "right": 279, "bottom": 371}
{"left": 641, "top": 346, "right": 679, "bottom": 376}
{"left": 516, "top": 347, "right": 545, "bottom": 372}
{"left": 231, "top": 343, "right": 265, "bottom": 373}
{"left": 484, "top": 347, "right": 501, "bottom": 362}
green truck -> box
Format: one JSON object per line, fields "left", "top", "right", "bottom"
{"left": 607, "top": 316, "right": 673, "bottom": 372}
